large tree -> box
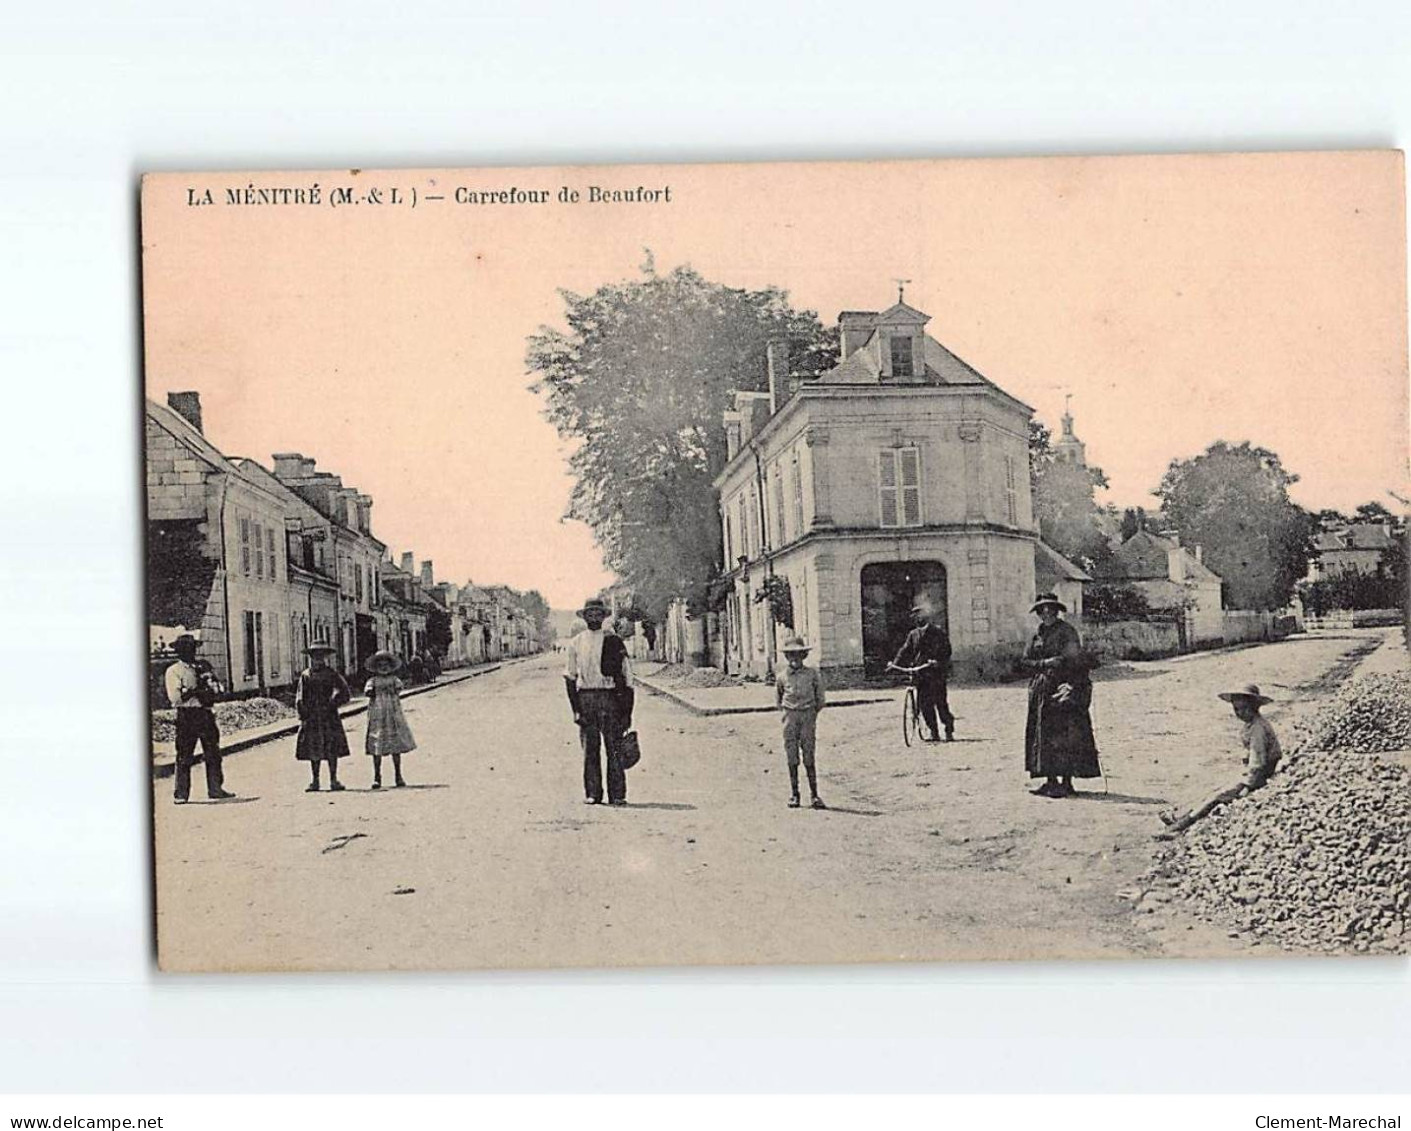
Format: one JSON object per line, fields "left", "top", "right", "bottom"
{"left": 529, "top": 264, "right": 834, "bottom": 617}
{"left": 1156, "top": 441, "right": 1314, "bottom": 610}
{"left": 1028, "top": 420, "right": 1112, "bottom": 570}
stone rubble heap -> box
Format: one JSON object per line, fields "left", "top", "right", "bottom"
{"left": 1292, "top": 671, "right": 1411, "bottom": 754}
{"left": 1141, "top": 668, "right": 1410, "bottom": 954}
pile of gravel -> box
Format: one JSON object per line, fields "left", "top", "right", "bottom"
{"left": 151, "top": 697, "right": 296, "bottom": 743}
{"left": 652, "top": 664, "right": 743, "bottom": 689}
{"left": 1142, "top": 670, "right": 1410, "bottom": 955}
{"left": 1292, "top": 670, "right": 1411, "bottom": 754}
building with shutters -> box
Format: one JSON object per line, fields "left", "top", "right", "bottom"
{"left": 713, "top": 293, "right": 1041, "bottom": 681}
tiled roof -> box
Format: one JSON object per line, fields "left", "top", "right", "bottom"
{"left": 1098, "top": 530, "right": 1221, "bottom": 583}
{"left": 1035, "top": 540, "right": 1092, "bottom": 583}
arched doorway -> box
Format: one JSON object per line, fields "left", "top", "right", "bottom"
{"left": 860, "top": 561, "right": 949, "bottom": 676}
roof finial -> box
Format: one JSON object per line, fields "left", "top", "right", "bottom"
{"left": 893, "top": 277, "right": 911, "bottom": 305}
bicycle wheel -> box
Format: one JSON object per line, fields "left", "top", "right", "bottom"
{"left": 902, "top": 686, "right": 918, "bottom": 747}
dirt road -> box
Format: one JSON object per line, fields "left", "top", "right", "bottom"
{"left": 153, "top": 631, "right": 1387, "bottom": 970}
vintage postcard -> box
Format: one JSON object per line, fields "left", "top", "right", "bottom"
{"left": 141, "top": 152, "right": 1409, "bottom": 971}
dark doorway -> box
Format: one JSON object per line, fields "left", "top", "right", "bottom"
{"left": 355, "top": 613, "right": 378, "bottom": 675}
{"left": 861, "top": 561, "right": 949, "bottom": 676}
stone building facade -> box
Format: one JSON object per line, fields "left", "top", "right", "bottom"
{"left": 148, "top": 395, "right": 302, "bottom": 693}
{"left": 714, "top": 297, "right": 1039, "bottom": 681}
{"left": 269, "top": 453, "right": 386, "bottom": 677}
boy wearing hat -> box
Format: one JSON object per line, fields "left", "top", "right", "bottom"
{"left": 564, "top": 596, "right": 634, "bottom": 806}
{"left": 775, "top": 636, "right": 827, "bottom": 809}
{"left": 1158, "top": 684, "right": 1282, "bottom": 835}
{"left": 164, "top": 634, "right": 234, "bottom": 803}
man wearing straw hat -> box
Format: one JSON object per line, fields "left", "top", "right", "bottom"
{"left": 563, "top": 596, "right": 634, "bottom": 806}
{"left": 164, "top": 634, "right": 235, "bottom": 803}
{"left": 1158, "top": 683, "right": 1283, "bottom": 836}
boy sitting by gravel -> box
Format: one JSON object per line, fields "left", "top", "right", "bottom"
{"left": 1157, "top": 683, "right": 1282, "bottom": 837}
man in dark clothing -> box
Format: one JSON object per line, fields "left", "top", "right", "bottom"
{"left": 888, "top": 601, "right": 955, "bottom": 742}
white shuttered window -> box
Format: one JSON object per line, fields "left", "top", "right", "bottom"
{"left": 879, "top": 447, "right": 922, "bottom": 528}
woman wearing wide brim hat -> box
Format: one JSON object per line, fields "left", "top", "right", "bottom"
{"left": 295, "top": 642, "right": 353, "bottom": 791}
{"left": 1020, "top": 593, "right": 1101, "bottom": 798}
{"left": 363, "top": 650, "right": 416, "bottom": 788}
{"left": 366, "top": 650, "right": 403, "bottom": 676}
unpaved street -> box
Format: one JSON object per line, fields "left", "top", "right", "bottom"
{"left": 154, "top": 632, "right": 1389, "bottom": 970}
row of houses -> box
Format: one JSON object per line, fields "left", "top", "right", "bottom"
{"left": 147, "top": 392, "right": 543, "bottom": 697}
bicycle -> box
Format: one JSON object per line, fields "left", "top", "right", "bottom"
{"left": 887, "top": 660, "right": 939, "bottom": 747}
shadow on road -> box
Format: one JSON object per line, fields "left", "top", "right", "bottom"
{"left": 179, "top": 796, "right": 260, "bottom": 805}
{"left": 352, "top": 783, "right": 450, "bottom": 792}
{"left": 1069, "top": 790, "right": 1168, "bottom": 806}
{"left": 1091, "top": 666, "right": 1166, "bottom": 682}
{"left": 817, "top": 805, "right": 885, "bottom": 817}
{"left": 619, "top": 801, "right": 697, "bottom": 811}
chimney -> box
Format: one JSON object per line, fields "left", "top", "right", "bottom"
{"left": 272, "top": 452, "right": 309, "bottom": 480}
{"left": 400, "top": 551, "right": 414, "bottom": 574}
{"left": 766, "top": 340, "right": 789, "bottom": 413}
{"left": 420, "top": 561, "right": 435, "bottom": 588}
{"left": 724, "top": 411, "right": 743, "bottom": 461}
{"left": 1194, "top": 545, "right": 1204, "bottom": 564}
{"left": 734, "top": 391, "right": 771, "bottom": 443}
{"left": 839, "top": 312, "right": 877, "bottom": 359}
{"left": 167, "top": 391, "right": 203, "bottom": 434}
{"left": 357, "top": 495, "right": 373, "bottom": 535}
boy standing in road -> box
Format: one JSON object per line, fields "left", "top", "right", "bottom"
{"left": 1158, "top": 683, "right": 1283, "bottom": 836}
{"left": 776, "top": 636, "right": 827, "bottom": 810}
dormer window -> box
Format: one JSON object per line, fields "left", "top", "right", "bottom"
{"left": 889, "top": 335, "right": 914, "bottom": 378}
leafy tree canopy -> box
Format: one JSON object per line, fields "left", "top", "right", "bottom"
{"left": 1028, "top": 420, "right": 1112, "bottom": 571}
{"left": 1353, "top": 500, "right": 1393, "bottom": 522}
{"left": 1156, "top": 441, "right": 1314, "bottom": 610}
{"left": 529, "top": 264, "right": 834, "bottom": 618}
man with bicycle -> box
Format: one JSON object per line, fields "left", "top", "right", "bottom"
{"left": 887, "top": 599, "right": 955, "bottom": 742}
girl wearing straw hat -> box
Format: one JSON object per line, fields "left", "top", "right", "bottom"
{"left": 364, "top": 650, "right": 417, "bottom": 789}
{"left": 1020, "top": 594, "right": 1101, "bottom": 798}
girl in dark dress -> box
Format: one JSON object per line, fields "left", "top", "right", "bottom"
{"left": 295, "top": 642, "right": 353, "bottom": 792}
{"left": 1021, "top": 593, "right": 1101, "bottom": 798}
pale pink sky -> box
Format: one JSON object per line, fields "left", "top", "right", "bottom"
{"left": 142, "top": 153, "right": 1407, "bottom": 609}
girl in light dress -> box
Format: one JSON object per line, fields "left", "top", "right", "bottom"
{"left": 364, "top": 650, "right": 417, "bottom": 788}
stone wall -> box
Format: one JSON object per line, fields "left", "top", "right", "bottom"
{"left": 1083, "top": 619, "right": 1182, "bottom": 661}
{"left": 146, "top": 418, "right": 213, "bottom": 525}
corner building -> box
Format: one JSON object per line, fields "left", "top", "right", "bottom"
{"left": 714, "top": 297, "right": 1038, "bottom": 681}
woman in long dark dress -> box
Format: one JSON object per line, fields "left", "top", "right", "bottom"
{"left": 295, "top": 642, "right": 353, "bottom": 792}
{"left": 1021, "top": 593, "right": 1101, "bottom": 797}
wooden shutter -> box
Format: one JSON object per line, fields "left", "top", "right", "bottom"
{"left": 791, "top": 449, "right": 804, "bottom": 534}
{"left": 778, "top": 459, "right": 790, "bottom": 544}
{"left": 240, "top": 517, "right": 251, "bottom": 575}
{"left": 878, "top": 450, "right": 899, "bottom": 527}
{"left": 899, "top": 447, "right": 921, "bottom": 526}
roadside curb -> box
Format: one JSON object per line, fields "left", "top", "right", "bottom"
{"left": 634, "top": 674, "right": 891, "bottom": 717}
{"left": 151, "top": 655, "right": 536, "bottom": 779}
